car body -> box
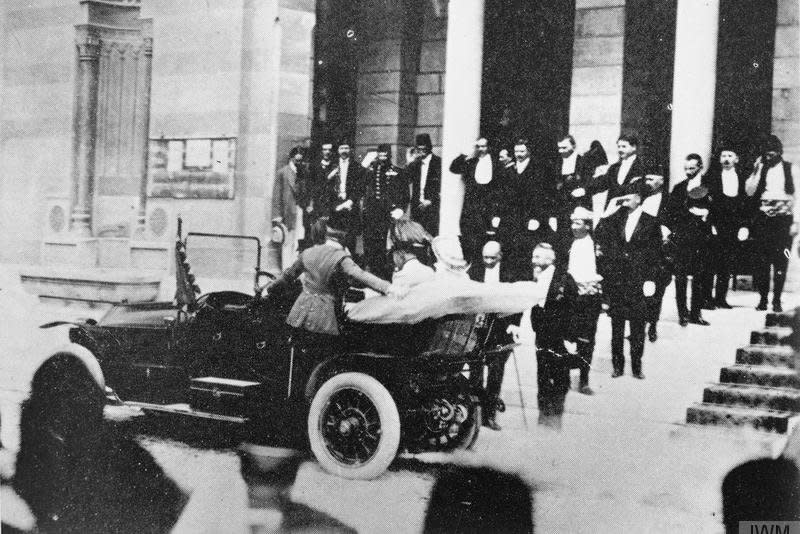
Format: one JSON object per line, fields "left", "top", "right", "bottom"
{"left": 41, "top": 221, "right": 494, "bottom": 479}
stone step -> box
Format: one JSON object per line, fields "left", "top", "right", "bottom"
{"left": 750, "top": 327, "right": 793, "bottom": 347}
{"left": 735, "top": 345, "right": 796, "bottom": 368}
{"left": 720, "top": 365, "right": 800, "bottom": 389}
{"left": 765, "top": 311, "right": 796, "bottom": 328}
{"left": 686, "top": 403, "right": 793, "bottom": 433}
{"left": 702, "top": 383, "right": 800, "bottom": 413}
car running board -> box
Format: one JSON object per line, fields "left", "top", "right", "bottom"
{"left": 124, "top": 401, "right": 249, "bottom": 424}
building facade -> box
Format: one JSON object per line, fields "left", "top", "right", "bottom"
{"left": 0, "top": 0, "right": 798, "bottom": 289}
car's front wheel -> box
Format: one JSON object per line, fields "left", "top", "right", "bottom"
{"left": 308, "top": 372, "right": 400, "bottom": 480}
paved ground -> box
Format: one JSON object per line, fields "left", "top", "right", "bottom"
{"left": 0, "top": 273, "right": 795, "bottom": 533}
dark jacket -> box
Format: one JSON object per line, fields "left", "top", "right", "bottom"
{"left": 504, "top": 160, "right": 555, "bottom": 229}
{"left": 308, "top": 158, "right": 337, "bottom": 212}
{"left": 663, "top": 179, "right": 713, "bottom": 252}
{"left": 469, "top": 260, "right": 521, "bottom": 347}
{"left": 362, "top": 160, "right": 409, "bottom": 218}
{"left": 451, "top": 153, "right": 506, "bottom": 242}
{"left": 703, "top": 167, "right": 750, "bottom": 234}
{"left": 595, "top": 209, "right": 662, "bottom": 319}
{"left": 406, "top": 154, "right": 442, "bottom": 234}
{"left": 529, "top": 269, "right": 579, "bottom": 351}
{"left": 318, "top": 158, "right": 364, "bottom": 231}
{"left": 588, "top": 156, "right": 647, "bottom": 208}
{"left": 553, "top": 154, "right": 593, "bottom": 214}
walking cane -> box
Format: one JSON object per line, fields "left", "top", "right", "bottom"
{"left": 511, "top": 348, "right": 528, "bottom": 430}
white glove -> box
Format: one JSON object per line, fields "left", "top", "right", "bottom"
{"left": 527, "top": 219, "right": 540, "bottom": 231}
{"left": 711, "top": 226, "right": 718, "bottom": 236}
{"left": 335, "top": 199, "right": 354, "bottom": 212}
{"left": 563, "top": 340, "right": 578, "bottom": 355}
{"left": 571, "top": 187, "right": 586, "bottom": 198}
{"left": 361, "top": 151, "right": 377, "bottom": 168}
{"left": 643, "top": 280, "right": 656, "bottom": 297}
{"left": 390, "top": 208, "right": 404, "bottom": 220}
{"left": 593, "top": 164, "right": 610, "bottom": 178}
{"left": 660, "top": 225, "right": 672, "bottom": 241}
{"left": 548, "top": 217, "right": 557, "bottom": 232}
{"left": 737, "top": 227, "right": 749, "bottom": 241}
{"left": 491, "top": 216, "right": 501, "bottom": 228}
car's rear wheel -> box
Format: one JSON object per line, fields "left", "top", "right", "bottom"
{"left": 308, "top": 372, "right": 400, "bottom": 480}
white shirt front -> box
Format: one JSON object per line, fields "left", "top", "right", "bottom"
{"left": 763, "top": 162, "right": 789, "bottom": 200}
{"left": 475, "top": 154, "right": 493, "bottom": 184}
{"left": 568, "top": 235, "right": 598, "bottom": 282}
{"left": 533, "top": 265, "right": 556, "bottom": 302}
{"left": 516, "top": 158, "right": 530, "bottom": 175}
{"left": 483, "top": 264, "right": 501, "bottom": 284}
{"left": 617, "top": 154, "right": 637, "bottom": 185}
{"left": 420, "top": 153, "right": 432, "bottom": 201}
{"left": 625, "top": 206, "right": 643, "bottom": 242}
{"left": 338, "top": 158, "right": 349, "bottom": 199}
{"left": 561, "top": 152, "right": 577, "bottom": 176}
{"left": 642, "top": 191, "right": 662, "bottom": 217}
{"left": 687, "top": 173, "right": 703, "bottom": 191}
{"left": 721, "top": 168, "right": 739, "bottom": 197}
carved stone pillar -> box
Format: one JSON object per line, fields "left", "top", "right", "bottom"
{"left": 133, "top": 34, "right": 153, "bottom": 240}
{"left": 71, "top": 27, "right": 101, "bottom": 236}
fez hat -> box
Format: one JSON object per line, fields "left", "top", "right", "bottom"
{"left": 337, "top": 137, "right": 352, "bottom": 148}
{"left": 415, "top": 133, "right": 433, "bottom": 149}
{"left": 377, "top": 143, "right": 392, "bottom": 155}
{"left": 570, "top": 206, "right": 594, "bottom": 221}
{"left": 764, "top": 134, "right": 783, "bottom": 154}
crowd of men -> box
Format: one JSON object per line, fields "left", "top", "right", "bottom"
{"left": 272, "top": 131, "right": 799, "bottom": 430}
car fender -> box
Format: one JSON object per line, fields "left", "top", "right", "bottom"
{"left": 303, "top": 352, "right": 395, "bottom": 402}
{"left": 40, "top": 342, "right": 106, "bottom": 392}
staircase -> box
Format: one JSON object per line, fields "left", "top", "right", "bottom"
{"left": 686, "top": 311, "right": 800, "bottom": 433}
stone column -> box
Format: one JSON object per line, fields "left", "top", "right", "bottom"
{"left": 438, "top": 0, "right": 484, "bottom": 238}
{"left": 71, "top": 28, "right": 101, "bottom": 236}
{"left": 133, "top": 34, "right": 153, "bottom": 240}
{"left": 669, "top": 0, "right": 719, "bottom": 186}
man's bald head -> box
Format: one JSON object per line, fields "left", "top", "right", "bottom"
{"left": 482, "top": 241, "right": 502, "bottom": 268}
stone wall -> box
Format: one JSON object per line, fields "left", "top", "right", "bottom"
{"left": 568, "top": 0, "right": 625, "bottom": 156}
{"left": 414, "top": 9, "right": 447, "bottom": 156}
{"left": 772, "top": 0, "right": 800, "bottom": 163}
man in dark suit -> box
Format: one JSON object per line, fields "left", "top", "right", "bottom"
{"left": 553, "top": 134, "right": 592, "bottom": 265}
{"left": 406, "top": 133, "right": 441, "bottom": 236}
{"left": 588, "top": 134, "right": 647, "bottom": 210}
{"left": 704, "top": 146, "right": 752, "bottom": 308}
{"left": 450, "top": 137, "right": 504, "bottom": 265}
{"left": 305, "top": 141, "right": 336, "bottom": 241}
{"left": 595, "top": 182, "right": 661, "bottom": 379}
{"left": 501, "top": 138, "right": 557, "bottom": 278}
{"left": 641, "top": 169, "right": 671, "bottom": 342}
{"left": 662, "top": 154, "right": 713, "bottom": 326}
{"left": 317, "top": 138, "right": 364, "bottom": 254}
{"left": 362, "top": 144, "right": 409, "bottom": 278}
{"left": 272, "top": 146, "right": 308, "bottom": 265}
{"left": 514, "top": 243, "right": 578, "bottom": 429}
{"left": 469, "top": 241, "right": 518, "bottom": 431}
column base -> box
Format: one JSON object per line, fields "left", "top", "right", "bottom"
{"left": 42, "top": 237, "right": 99, "bottom": 268}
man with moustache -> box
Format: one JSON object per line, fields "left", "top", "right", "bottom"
{"left": 595, "top": 182, "right": 661, "bottom": 379}
{"left": 502, "top": 138, "right": 557, "bottom": 278}
{"left": 553, "top": 134, "right": 592, "bottom": 265}
{"left": 509, "top": 243, "right": 578, "bottom": 429}
{"left": 641, "top": 169, "right": 671, "bottom": 342}
{"left": 317, "top": 138, "right": 364, "bottom": 254}
{"left": 565, "top": 207, "right": 603, "bottom": 394}
{"left": 704, "top": 146, "right": 752, "bottom": 308}
{"left": 745, "top": 135, "right": 799, "bottom": 312}
{"left": 469, "top": 241, "right": 518, "bottom": 430}
{"left": 450, "top": 137, "right": 503, "bottom": 265}
{"left": 662, "top": 154, "right": 713, "bottom": 326}
{"left": 588, "top": 134, "right": 647, "bottom": 209}
{"left": 362, "top": 144, "right": 409, "bottom": 278}
{"left": 406, "top": 133, "right": 441, "bottom": 236}
{"left": 272, "top": 146, "right": 308, "bottom": 266}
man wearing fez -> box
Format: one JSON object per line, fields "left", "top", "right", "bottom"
{"left": 406, "top": 133, "right": 441, "bottom": 236}
{"left": 662, "top": 154, "right": 713, "bottom": 326}
{"left": 272, "top": 146, "right": 308, "bottom": 266}
{"left": 565, "top": 206, "right": 603, "bottom": 394}
{"left": 318, "top": 138, "right": 364, "bottom": 254}
{"left": 469, "top": 241, "right": 518, "bottom": 430}
{"left": 362, "top": 144, "right": 409, "bottom": 278}
{"left": 704, "top": 146, "right": 752, "bottom": 308}
{"left": 450, "top": 137, "right": 503, "bottom": 265}
{"left": 596, "top": 181, "right": 661, "bottom": 379}
{"left": 745, "top": 134, "right": 799, "bottom": 312}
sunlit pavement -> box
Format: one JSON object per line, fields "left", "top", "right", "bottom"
{"left": 0, "top": 282, "right": 795, "bottom": 533}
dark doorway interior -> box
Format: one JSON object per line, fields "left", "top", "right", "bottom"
{"left": 712, "top": 0, "right": 777, "bottom": 168}
{"left": 480, "top": 0, "right": 576, "bottom": 164}
{"left": 621, "top": 0, "right": 677, "bottom": 180}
